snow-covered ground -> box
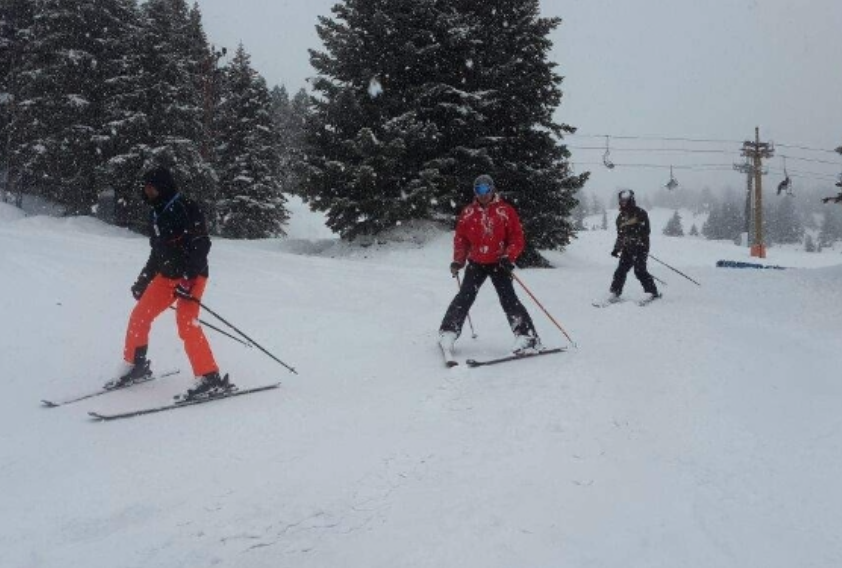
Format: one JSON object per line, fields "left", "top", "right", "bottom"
{"left": 2, "top": 199, "right": 842, "bottom": 568}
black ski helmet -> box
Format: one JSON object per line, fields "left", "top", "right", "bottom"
{"left": 142, "top": 166, "right": 177, "bottom": 195}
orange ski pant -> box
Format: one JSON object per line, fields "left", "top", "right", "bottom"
{"left": 124, "top": 275, "right": 218, "bottom": 377}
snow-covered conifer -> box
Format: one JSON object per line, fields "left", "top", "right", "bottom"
{"left": 215, "top": 44, "right": 287, "bottom": 238}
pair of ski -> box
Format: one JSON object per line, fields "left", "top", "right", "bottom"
{"left": 41, "top": 370, "right": 279, "bottom": 421}
{"left": 440, "top": 344, "right": 566, "bottom": 368}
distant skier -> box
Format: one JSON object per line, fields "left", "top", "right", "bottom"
{"left": 106, "top": 166, "right": 234, "bottom": 400}
{"left": 607, "top": 189, "right": 660, "bottom": 302}
{"left": 438, "top": 174, "right": 543, "bottom": 355}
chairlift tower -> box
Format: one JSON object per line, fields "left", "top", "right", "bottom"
{"left": 733, "top": 157, "right": 753, "bottom": 243}
{"left": 741, "top": 127, "right": 774, "bottom": 258}
{"left": 837, "top": 146, "right": 842, "bottom": 189}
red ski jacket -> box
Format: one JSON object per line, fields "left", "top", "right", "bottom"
{"left": 453, "top": 195, "right": 526, "bottom": 265}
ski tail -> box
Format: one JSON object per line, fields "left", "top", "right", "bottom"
{"left": 41, "top": 369, "right": 179, "bottom": 407}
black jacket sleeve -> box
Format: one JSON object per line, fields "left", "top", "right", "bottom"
{"left": 182, "top": 200, "right": 211, "bottom": 279}
{"left": 640, "top": 209, "right": 651, "bottom": 250}
{"left": 136, "top": 250, "right": 159, "bottom": 287}
{"left": 135, "top": 216, "right": 159, "bottom": 287}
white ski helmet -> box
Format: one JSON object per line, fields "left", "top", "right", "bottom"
{"left": 618, "top": 189, "right": 636, "bottom": 206}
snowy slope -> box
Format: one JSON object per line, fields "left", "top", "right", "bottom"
{"left": 2, "top": 200, "right": 842, "bottom": 568}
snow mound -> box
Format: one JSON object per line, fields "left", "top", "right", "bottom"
{"left": 0, "top": 201, "right": 26, "bottom": 223}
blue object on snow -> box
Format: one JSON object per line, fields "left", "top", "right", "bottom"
{"left": 716, "top": 260, "right": 787, "bottom": 270}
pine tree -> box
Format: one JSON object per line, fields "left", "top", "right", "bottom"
{"left": 570, "top": 189, "right": 587, "bottom": 230}
{"left": 304, "top": 0, "right": 448, "bottom": 238}
{"left": 689, "top": 223, "right": 699, "bottom": 237}
{"left": 804, "top": 233, "right": 816, "bottom": 252}
{"left": 818, "top": 206, "right": 842, "bottom": 247}
{"left": 703, "top": 195, "right": 743, "bottom": 241}
{"left": 663, "top": 210, "right": 684, "bottom": 237}
{"left": 701, "top": 204, "right": 723, "bottom": 239}
{"left": 590, "top": 193, "right": 604, "bottom": 217}
{"left": 0, "top": 0, "right": 34, "bottom": 206}
{"left": 696, "top": 187, "right": 717, "bottom": 215}
{"left": 768, "top": 194, "right": 803, "bottom": 244}
{"left": 601, "top": 209, "right": 608, "bottom": 230}
{"left": 449, "top": 0, "right": 585, "bottom": 266}
{"left": 134, "top": 0, "right": 216, "bottom": 219}
{"left": 94, "top": 0, "right": 147, "bottom": 226}
{"left": 10, "top": 0, "right": 123, "bottom": 213}
{"left": 215, "top": 44, "right": 287, "bottom": 238}
{"left": 304, "top": 0, "right": 584, "bottom": 262}
{"left": 271, "top": 85, "right": 309, "bottom": 196}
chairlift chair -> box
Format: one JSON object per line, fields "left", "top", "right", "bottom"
{"left": 602, "top": 135, "right": 615, "bottom": 169}
{"left": 777, "top": 156, "right": 794, "bottom": 196}
{"left": 665, "top": 165, "right": 678, "bottom": 190}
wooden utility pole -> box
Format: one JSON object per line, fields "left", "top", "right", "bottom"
{"left": 740, "top": 127, "right": 774, "bottom": 258}
{"left": 733, "top": 157, "right": 753, "bottom": 244}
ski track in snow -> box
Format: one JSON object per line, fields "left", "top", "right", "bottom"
{"left": 2, "top": 201, "right": 842, "bottom": 567}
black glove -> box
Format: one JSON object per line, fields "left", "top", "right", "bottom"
{"left": 610, "top": 249, "right": 620, "bottom": 258}
{"left": 131, "top": 278, "right": 149, "bottom": 300}
{"left": 450, "top": 261, "right": 465, "bottom": 277}
{"left": 175, "top": 278, "right": 196, "bottom": 300}
{"left": 498, "top": 257, "right": 515, "bottom": 273}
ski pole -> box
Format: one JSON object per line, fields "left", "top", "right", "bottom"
{"left": 168, "top": 305, "right": 252, "bottom": 348}
{"left": 647, "top": 254, "right": 701, "bottom": 287}
{"left": 651, "top": 273, "right": 668, "bottom": 286}
{"left": 510, "top": 271, "right": 576, "bottom": 347}
{"left": 183, "top": 296, "right": 298, "bottom": 374}
{"left": 455, "top": 273, "right": 478, "bottom": 339}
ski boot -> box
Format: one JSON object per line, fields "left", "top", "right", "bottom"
{"left": 104, "top": 359, "right": 152, "bottom": 390}
{"left": 512, "top": 334, "right": 543, "bottom": 356}
{"left": 177, "top": 371, "right": 235, "bottom": 402}
{"left": 438, "top": 331, "right": 457, "bottom": 352}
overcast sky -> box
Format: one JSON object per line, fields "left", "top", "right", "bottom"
{"left": 195, "top": 0, "right": 842, "bottom": 199}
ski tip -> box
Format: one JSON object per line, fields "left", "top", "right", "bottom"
{"left": 465, "top": 359, "right": 479, "bottom": 367}
{"left": 88, "top": 412, "right": 107, "bottom": 421}
{"left": 41, "top": 400, "right": 59, "bottom": 408}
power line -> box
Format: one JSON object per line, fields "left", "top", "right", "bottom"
{"left": 567, "top": 132, "right": 841, "bottom": 155}
{"left": 572, "top": 161, "right": 735, "bottom": 171}
{"left": 572, "top": 161, "right": 839, "bottom": 182}
{"left": 566, "top": 132, "right": 745, "bottom": 144}
{"left": 769, "top": 168, "right": 840, "bottom": 182}
{"left": 775, "top": 143, "right": 839, "bottom": 154}
{"left": 567, "top": 146, "right": 736, "bottom": 155}
{"left": 778, "top": 154, "right": 840, "bottom": 166}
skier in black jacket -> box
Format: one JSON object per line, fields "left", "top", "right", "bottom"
{"left": 608, "top": 189, "right": 659, "bottom": 301}
{"left": 107, "top": 166, "right": 233, "bottom": 400}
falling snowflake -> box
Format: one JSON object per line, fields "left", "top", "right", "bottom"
{"left": 368, "top": 77, "right": 383, "bottom": 98}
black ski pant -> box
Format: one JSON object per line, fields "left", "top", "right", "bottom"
{"left": 611, "top": 248, "right": 658, "bottom": 295}
{"left": 440, "top": 261, "right": 537, "bottom": 339}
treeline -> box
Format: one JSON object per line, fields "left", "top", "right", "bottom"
{"left": 1, "top": 0, "right": 586, "bottom": 260}
{"left": 0, "top": 0, "right": 306, "bottom": 238}
{"left": 574, "top": 184, "right": 842, "bottom": 249}
{"left": 662, "top": 187, "right": 842, "bottom": 249}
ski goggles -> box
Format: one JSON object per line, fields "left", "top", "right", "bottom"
{"left": 474, "top": 183, "right": 493, "bottom": 196}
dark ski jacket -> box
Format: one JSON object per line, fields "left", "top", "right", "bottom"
{"left": 612, "top": 205, "right": 651, "bottom": 254}
{"left": 136, "top": 192, "right": 211, "bottom": 286}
